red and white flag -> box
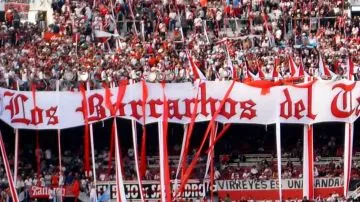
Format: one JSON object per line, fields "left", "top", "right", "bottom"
{"left": 243, "top": 57, "right": 259, "bottom": 80}
{"left": 318, "top": 55, "right": 336, "bottom": 78}
{"left": 186, "top": 50, "right": 207, "bottom": 81}
{"left": 347, "top": 57, "right": 354, "bottom": 81}
{"left": 297, "top": 60, "right": 307, "bottom": 77}
{"left": 258, "top": 66, "right": 266, "bottom": 80}
{"left": 288, "top": 56, "right": 298, "bottom": 77}
{"left": 272, "top": 58, "right": 280, "bottom": 79}
{"left": 225, "top": 42, "right": 237, "bottom": 79}
{"left": 248, "top": 69, "right": 260, "bottom": 80}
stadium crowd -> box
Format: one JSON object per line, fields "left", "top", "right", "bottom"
{"left": 0, "top": 0, "right": 359, "bottom": 91}
{"left": 0, "top": 0, "right": 358, "bottom": 200}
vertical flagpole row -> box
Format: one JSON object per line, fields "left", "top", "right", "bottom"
{"left": 158, "top": 121, "right": 166, "bottom": 202}
{"left": 275, "top": 122, "right": 282, "bottom": 201}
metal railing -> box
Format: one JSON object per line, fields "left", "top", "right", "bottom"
{"left": 114, "top": 16, "right": 341, "bottom": 38}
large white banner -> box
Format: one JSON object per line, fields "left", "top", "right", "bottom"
{"left": 0, "top": 80, "right": 359, "bottom": 130}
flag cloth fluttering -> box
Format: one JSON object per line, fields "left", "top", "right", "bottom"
{"left": 186, "top": 50, "right": 207, "bottom": 80}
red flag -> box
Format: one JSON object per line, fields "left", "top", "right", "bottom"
{"left": 107, "top": 80, "right": 128, "bottom": 177}
{"left": 103, "top": 83, "right": 115, "bottom": 115}
{"left": 333, "top": 59, "right": 340, "bottom": 74}
{"left": 298, "top": 62, "right": 305, "bottom": 77}
{"left": 78, "top": 84, "right": 91, "bottom": 175}
{"left": 140, "top": 80, "right": 148, "bottom": 178}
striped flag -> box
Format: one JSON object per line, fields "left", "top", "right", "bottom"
{"left": 225, "top": 41, "right": 237, "bottom": 79}
{"left": 258, "top": 66, "right": 266, "bottom": 80}
{"left": 298, "top": 61, "right": 306, "bottom": 77}
{"left": 347, "top": 57, "right": 354, "bottom": 81}
{"left": 272, "top": 58, "right": 280, "bottom": 79}
{"left": 0, "top": 131, "right": 19, "bottom": 202}
{"left": 318, "top": 55, "right": 336, "bottom": 78}
{"left": 288, "top": 56, "right": 298, "bottom": 77}
{"left": 186, "top": 50, "right": 207, "bottom": 81}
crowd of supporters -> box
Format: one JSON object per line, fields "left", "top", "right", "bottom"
{"left": 0, "top": 0, "right": 359, "bottom": 92}
{"left": 0, "top": 0, "right": 358, "bottom": 200}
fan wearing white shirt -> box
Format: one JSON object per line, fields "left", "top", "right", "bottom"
{"left": 214, "top": 168, "right": 221, "bottom": 180}
{"left": 250, "top": 166, "right": 258, "bottom": 176}
{"left": 24, "top": 177, "right": 32, "bottom": 187}
{"left": 242, "top": 169, "right": 250, "bottom": 179}
{"left": 90, "top": 186, "right": 97, "bottom": 202}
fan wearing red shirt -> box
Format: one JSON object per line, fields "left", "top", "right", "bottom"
{"left": 51, "top": 173, "right": 59, "bottom": 187}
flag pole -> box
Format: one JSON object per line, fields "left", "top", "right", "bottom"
{"left": 87, "top": 81, "right": 97, "bottom": 185}
{"left": 344, "top": 75, "right": 354, "bottom": 198}
{"left": 57, "top": 129, "right": 63, "bottom": 202}
{"left": 130, "top": 118, "right": 145, "bottom": 201}
{"left": 55, "top": 80, "right": 63, "bottom": 202}
{"left": 113, "top": 118, "right": 127, "bottom": 202}
{"left": 14, "top": 129, "right": 19, "bottom": 185}
{"left": 129, "top": 79, "right": 145, "bottom": 201}
{"left": 174, "top": 124, "right": 188, "bottom": 188}
{"left": 158, "top": 120, "right": 166, "bottom": 202}
{"left": 0, "top": 131, "right": 19, "bottom": 202}
{"left": 203, "top": 123, "right": 218, "bottom": 180}
{"left": 14, "top": 80, "right": 20, "bottom": 185}
{"left": 276, "top": 122, "right": 282, "bottom": 201}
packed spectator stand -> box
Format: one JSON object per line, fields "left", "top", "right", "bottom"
{"left": 0, "top": 0, "right": 358, "bottom": 201}
{"left": 0, "top": 0, "right": 359, "bottom": 91}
